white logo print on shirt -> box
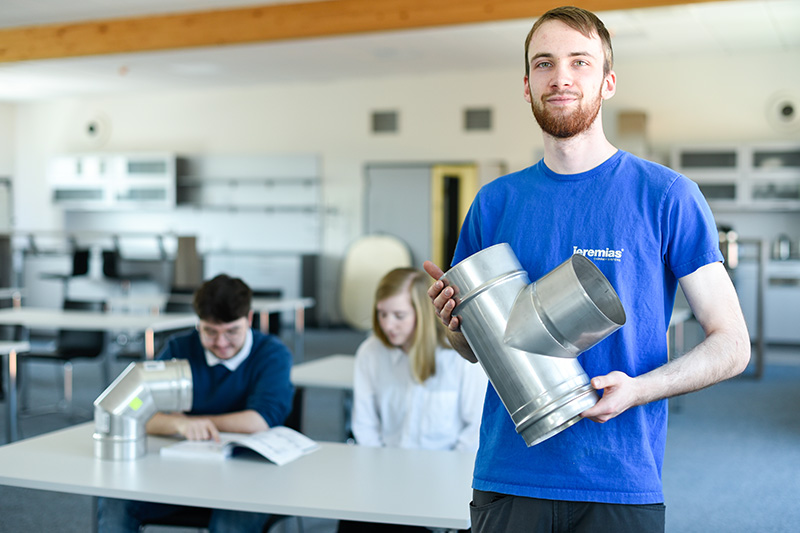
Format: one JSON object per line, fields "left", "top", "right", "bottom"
{"left": 572, "top": 246, "right": 624, "bottom": 262}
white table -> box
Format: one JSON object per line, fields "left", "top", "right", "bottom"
{"left": 0, "top": 423, "right": 474, "bottom": 529}
{"left": 291, "top": 354, "right": 356, "bottom": 438}
{"left": 0, "top": 307, "right": 197, "bottom": 443}
{"left": 291, "top": 354, "right": 355, "bottom": 391}
{"left": 250, "top": 297, "right": 315, "bottom": 361}
{"left": 108, "top": 295, "right": 315, "bottom": 360}
{"left": 1, "top": 341, "right": 31, "bottom": 444}
{"left": 0, "top": 307, "right": 197, "bottom": 359}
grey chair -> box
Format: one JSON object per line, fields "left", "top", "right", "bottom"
{"left": 20, "top": 299, "right": 108, "bottom": 419}
{"left": 39, "top": 247, "right": 91, "bottom": 300}
{"left": 138, "top": 511, "right": 302, "bottom": 533}
{"left": 148, "top": 292, "right": 197, "bottom": 357}
{"left": 102, "top": 249, "right": 151, "bottom": 294}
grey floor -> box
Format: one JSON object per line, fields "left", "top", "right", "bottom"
{"left": 1, "top": 329, "right": 800, "bottom": 533}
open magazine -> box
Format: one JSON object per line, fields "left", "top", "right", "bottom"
{"left": 159, "top": 426, "right": 319, "bottom": 466}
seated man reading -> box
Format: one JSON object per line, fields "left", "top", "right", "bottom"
{"left": 97, "top": 273, "right": 295, "bottom": 533}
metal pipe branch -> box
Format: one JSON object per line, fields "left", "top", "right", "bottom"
{"left": 440, "top": 244, "right": 625, "bottom": 447}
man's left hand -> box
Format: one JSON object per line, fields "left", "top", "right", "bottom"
{"left": 580, "top": 371, "right": 641, "bottom": 423}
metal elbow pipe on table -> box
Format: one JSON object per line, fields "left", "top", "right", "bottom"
{"left": 93, "top": 359, "right": 192, "bottom": 460}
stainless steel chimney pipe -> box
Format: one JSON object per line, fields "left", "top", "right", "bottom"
{"left": 440, "top": 243, "right": 626, "bottom": 446}
{"left": 93, "top": 359, "right": 192, "bottom": 460}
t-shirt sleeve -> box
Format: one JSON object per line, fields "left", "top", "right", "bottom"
{"left": 662, "top": 174, "right": 723, "bottom": 279}
{"left": 452, "top": 197, "right": 485, "bottom": 267}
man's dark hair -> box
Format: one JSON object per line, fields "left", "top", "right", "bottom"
{"left": 192, "top": 274, "right": 252, "bottom": 323}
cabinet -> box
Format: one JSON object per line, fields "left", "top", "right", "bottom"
{"left": 49, "top": 153, "right": 176, "bottom": 210}
{"left": 748, "top": 145, "right": 800, "bottom": 206}
{"left": 671, "top": 143, "right": 800, "bottom": 211}
{"left": 735, "top": 260, "right": 800, "bottom": 344}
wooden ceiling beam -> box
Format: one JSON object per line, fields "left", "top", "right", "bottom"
{"left": 0, "top": 0, "right": 724, "bottom": 63}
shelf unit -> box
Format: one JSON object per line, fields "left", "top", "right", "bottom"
{"left": 175, "top": 154, "right": 321, "bottom": 213}
{"left": 177, "top": 176, "right": 320, "bottom": 212}
{"left": 671, "top": 142, "right": 800, "bottom": 211}
{"left": 172, "top": 154, "right": 322, "bottom": 254}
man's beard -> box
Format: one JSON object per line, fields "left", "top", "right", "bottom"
{"left": 531, "top": 88, "right": 603, "bottom": 139}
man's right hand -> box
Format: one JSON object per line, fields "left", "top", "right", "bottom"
{"left": 423, "top": 260, "right": 461, "bottom": 332}
{"left": 423, "top": 260, "right": 479, "bottom": 364}
{"left": 177, "top": 415, "right": 221, "bottom": 442}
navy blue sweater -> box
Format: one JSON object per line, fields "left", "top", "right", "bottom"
{"left": 158, "top": 329, "right": 294, "bottom": 427}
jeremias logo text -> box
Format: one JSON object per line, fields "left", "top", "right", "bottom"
{"left": 572, "top": 246, "right": 624, "bottom": 261}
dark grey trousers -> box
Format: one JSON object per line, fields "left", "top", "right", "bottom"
{"left": 470, "top": 489, "right": 665, "bottom": 533}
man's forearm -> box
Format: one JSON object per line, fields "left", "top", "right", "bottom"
{"left": 205, "top": 410, "right": 269, "bottom": 433}
{"left": 637, "top": 261, "right": 752, "bottom": 404}
{"left": 145, "top": 409, "right": 268, "bottom": 436}
{"left": 146, "top": 412, "right": 184, "bottom": 436}
{"left": 634, "top": 327, "right": 750, "bottom": 405}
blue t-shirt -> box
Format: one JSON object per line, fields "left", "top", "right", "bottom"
{"left": 158, "top": 329, "right": 294, "bottom": 428}
{"left": 453, "top": 150, "right": 721, "bottom": 504}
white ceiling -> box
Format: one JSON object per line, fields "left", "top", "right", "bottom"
{"left": 0, "top": 0, "right": 797, "bottom": 101}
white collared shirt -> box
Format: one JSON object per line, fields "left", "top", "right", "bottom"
{"left": 204, "top": 328, "right": 254, "bottom": 371}
{"left": 351, "top": 334, "right": 487, "bottom": 453}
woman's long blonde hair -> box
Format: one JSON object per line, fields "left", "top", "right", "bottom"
{"left": 372, "top": 267, "right": 448, "bottom": 383}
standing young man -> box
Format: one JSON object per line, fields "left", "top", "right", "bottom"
{"left": 97, "top": 274, "right": 294, "bottom": 533}
{"left": 424, "top": 6, "right": 750, "bottom": 532}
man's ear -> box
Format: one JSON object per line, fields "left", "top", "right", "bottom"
{"left": 602, "top": 70, "right": 617, "bottom": 100}
{"left": 523, "top": 76, "right": 533, "bottom": 104}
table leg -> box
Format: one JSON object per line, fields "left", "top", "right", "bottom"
{"left": 294, "top": 307, "right": 305, "bottom": 362}
{"left": 145, "top": 328, "right": 155, "bottom": 360}
{"left": 4, "top": 349, "right": 19, "bottom": 443}
{"left": 343, "top": 390, "right": 353, "bottom": 443}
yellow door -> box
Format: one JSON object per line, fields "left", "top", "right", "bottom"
{"left": 430, "top": 164, "right": 479, "bottom": 268}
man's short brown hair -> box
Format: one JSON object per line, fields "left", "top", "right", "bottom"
{"left": 524, "top": 6, "right": 614, "bottom": 78}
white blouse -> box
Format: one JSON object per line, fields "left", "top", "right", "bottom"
{"left": 351, "top": 335, "right": 488, "bottom": 453}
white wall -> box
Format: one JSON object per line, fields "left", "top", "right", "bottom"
{"left": 9, "top": 48, "right": 800, "bottom": 320}
{"left": 610, "top": 50, "right": 800, "bottom": 151}
{"left": 0, "top": 104, "right": 17, "bottom": 232}
{"left": 0, "top": 104, "right": 14, "bottom": 176}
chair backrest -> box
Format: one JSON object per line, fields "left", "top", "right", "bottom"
{"left": 58, "top": 300, "right": 107, "bottom": 359}
{"left": 339, "top": 234, "right": 412, "bottom": 331}
{"left": 172, "top": 236, "right": 203, "bottom": 291}
{"left": 71, "top": 249, "right": 90, "bottom": 277}
{"left": 164, "top": 299, "right": 194, "bottom": 314}
{"left": 101, "top": 250, "right": 120, "bottom": 279}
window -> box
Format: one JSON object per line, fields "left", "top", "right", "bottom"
{"left": 371, "top": 111, "right": 399, "bottom": 134}
{"left": 464, "top": 108, "right": 492, "bottom": 132}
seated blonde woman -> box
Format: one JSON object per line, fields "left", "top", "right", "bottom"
{"left": 339, "top": 267, "right": 486, "bottom": 533}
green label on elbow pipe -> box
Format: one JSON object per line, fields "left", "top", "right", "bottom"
{"left": 129, "top": 397, "right": 143, "bottom": 411}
